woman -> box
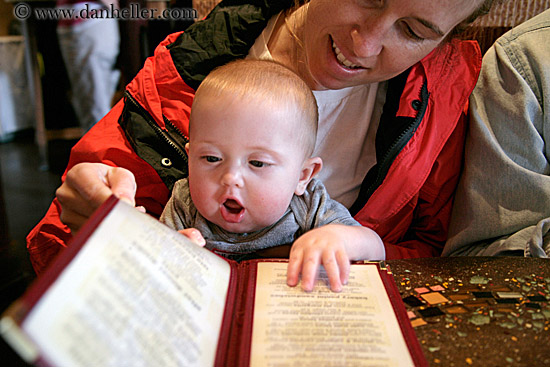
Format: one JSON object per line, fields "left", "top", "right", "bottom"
{"left": 28, "top": 0, "right": 497, "bottom": 274}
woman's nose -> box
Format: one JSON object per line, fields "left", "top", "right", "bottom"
{"left": 221, "top": 167, "right": 244, "bottom": 188}
{"left": 351, "top": 24, "right": 384, "bottom": 58}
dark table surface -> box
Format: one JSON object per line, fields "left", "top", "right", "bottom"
{"left": 387, "top": 257, "right": 550, "bottom": 367}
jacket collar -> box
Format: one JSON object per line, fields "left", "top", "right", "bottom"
{"left": 168, "top": 0, "right": 294, "bottom": 90}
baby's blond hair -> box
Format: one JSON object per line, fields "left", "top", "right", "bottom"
{"left": 191, "top": 59, "right": 318, "bottom": 157}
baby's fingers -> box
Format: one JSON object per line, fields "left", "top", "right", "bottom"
{"left": 322, "top": 252, "right": 343, "bottom": 293}
{"left": 336, "top": 250, "right": 350, "bottom": 286}
{"left": 300, "top": 254, "right": 321, "bottom": 292}
{"left": 178, "top": 228, "right": 206, "bottom": 247}
{"left": 287, "top": 249, "right": 303, "bottom": 287}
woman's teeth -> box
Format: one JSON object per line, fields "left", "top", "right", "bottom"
{"left": 332, "top": 42, "right": 361, "bottom": 69}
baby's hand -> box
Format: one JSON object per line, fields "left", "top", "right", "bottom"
{"left": 178, "top": 228, "right": 206, "bottom": 247}
{"left": 286, "top": 225, "right": 351, "bottom": 293}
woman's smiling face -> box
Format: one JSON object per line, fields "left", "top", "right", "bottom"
{"left": 300, "top": 0, "right": 481, "bottom": 90}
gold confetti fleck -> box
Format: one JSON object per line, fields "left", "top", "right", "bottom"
{"left": 421, "top": 292, "right": 449, "bottom": 305}
{"left": 466, "top": 357, "right": 473, "bottom": 365}
{"left": 411, "top": 318, "right": 428, "bottom": 328}
{"left": 511, "top": 336, "right": 518, "bottom": 342}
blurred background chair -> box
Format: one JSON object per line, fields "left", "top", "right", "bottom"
{"left": 460, "top": 0, "right": 550, "bottom": 53}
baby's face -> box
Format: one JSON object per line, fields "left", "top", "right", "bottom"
{"left": 186, "top": 94, "right": 309, "bottom": 233}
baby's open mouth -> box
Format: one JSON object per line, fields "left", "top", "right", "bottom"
{"left": 223, "top": 199, "right": 243, "bottom": 215}
{"left": 220, "top": 198, "right": 245, "bottom": 224}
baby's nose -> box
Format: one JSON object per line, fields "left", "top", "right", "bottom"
{"left": 221, "top": 168, "right": 244, "bottom": 188}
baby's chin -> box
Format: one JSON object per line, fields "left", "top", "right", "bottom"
{"left": 213, "top": 218, "right": 268, "bottom": 235}
{"left": 210, "top": 219, "right": 255, "bottom": 234}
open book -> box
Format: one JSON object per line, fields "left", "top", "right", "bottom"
{"left": 1, "top": 196, "right": 427, "bottom": 367}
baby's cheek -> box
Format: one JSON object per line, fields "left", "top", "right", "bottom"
{"left": 189, "top": 183, "right": 216, "bottom": 216}
{"left": 255, "top": 190, "right": 294, "bottom": 223}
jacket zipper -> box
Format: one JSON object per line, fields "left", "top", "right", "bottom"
{"left": 125, "top": 92, "right": 188, "bottom": 163}
{"left": 362, "top": 83, "right": 429, "bottom": 201}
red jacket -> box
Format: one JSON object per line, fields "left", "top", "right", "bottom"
{"left": 27, "top": 0, "right": 481, "bottom": 274}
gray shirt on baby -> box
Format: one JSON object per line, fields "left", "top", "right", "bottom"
{"left": 160, "top": 178, "right": 360, "bottom": 260}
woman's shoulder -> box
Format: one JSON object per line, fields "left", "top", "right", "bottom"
{"left": 418, "top": 39, "right": 482, "bottom": 91}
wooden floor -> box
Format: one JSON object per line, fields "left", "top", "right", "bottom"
{"left": 0, "top": 130, "right": 61, "bottom": 366}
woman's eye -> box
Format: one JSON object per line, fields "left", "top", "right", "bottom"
{"left": 204, "top": 156, "right": 221, "bottom": 163}
{"left": 356, "top": 0, "right": 382, "bottom": 9}
{"left": 402, "top": 23, "right": 424, "bottom": 41}
{"left": 249, "top": 160, "right": 266, "bottom": 168}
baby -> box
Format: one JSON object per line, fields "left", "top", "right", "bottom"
{"left": 160, "top": 59, "right": 385, "bottom": 292}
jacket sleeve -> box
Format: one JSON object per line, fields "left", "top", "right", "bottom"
{"left": 382, "top": 110, "right": 467, "bottom": 259}
{"left": 26, "top": 199, "right": 71, "bottom": 276}
{"left": 26, "top": 30, "right": 194, "bottom": 275}
{"left": 26, "top": 100, "right": 171, "bottom": 275}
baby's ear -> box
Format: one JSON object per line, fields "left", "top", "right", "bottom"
{"left": 295, "top": 157, "right": 322, "bottom": 196}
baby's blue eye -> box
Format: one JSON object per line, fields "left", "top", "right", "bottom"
{"left": 249, "top": 160, "right": 265, "bottom": 168}
{"left": 205, "top": 156, "right": 221, "bottom": 163}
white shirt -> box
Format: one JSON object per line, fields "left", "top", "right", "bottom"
{"left": 247, "top": 14, "right": 386, "bottom": 208}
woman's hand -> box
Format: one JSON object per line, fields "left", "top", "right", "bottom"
{"left": 56, "top": 163, "right": 138, "bottom": 234}
{"left": 286, "top": 224, "right": 385, "bottom": 292}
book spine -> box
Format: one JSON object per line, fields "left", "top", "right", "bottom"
{"left": 214, "top": 259, "right": 241, "bottom": 367}
{"left": 236, "top": 261, "right": 257, "bottom": 367}
{"left": 221, "top": 260, "right": 256, "bottom": 367}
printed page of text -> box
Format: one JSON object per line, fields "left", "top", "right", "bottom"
{"left": 23, "top": 202, "right": 230, "bottom": 367}
{"left": 250, "top": 262, "right": 414, "bottom": 367}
